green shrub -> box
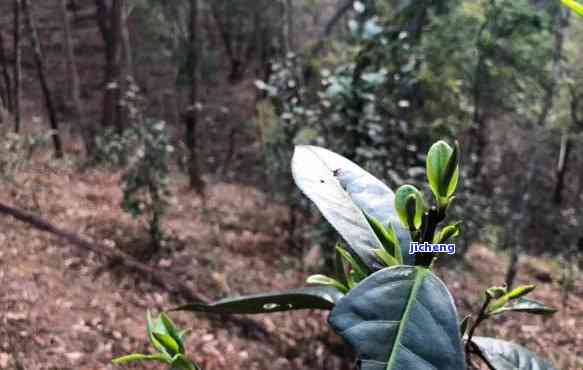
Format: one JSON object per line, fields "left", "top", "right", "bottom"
{"left": 0, "top": 127, "right": 51, "bottom": 180}
{"left": 120, "top": 120, "right": 174, "bottom": 251}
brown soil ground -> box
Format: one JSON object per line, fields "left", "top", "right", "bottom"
{"left": 0, "top": 159, "right": 581, "bottom": 370}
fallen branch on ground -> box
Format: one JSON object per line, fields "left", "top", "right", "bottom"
{"left": 0, "top": 201, "right": 271, "bottom": 339}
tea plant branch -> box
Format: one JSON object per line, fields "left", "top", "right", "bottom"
{"left": 421, "top": 206, "right": 446, "bottom": 243}
{"left": 0, "top": 201, "right": 272, "bottom": 339}
{"left": 464, "top": 294, "right": 492, "bottom": 368}
{"left": 468, "top": 341, "right": 496, "bottom": 370}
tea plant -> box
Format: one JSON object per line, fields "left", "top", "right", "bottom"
{"left": 120, "top": 120, "right": 174, "bottom": 251}
{"left": 114, "top": 140, "right": 558, "bottom": 370}
{"left": 89, "top": 120, "right": 174, "bottom": 251}
{"left": 0, "top": 128, "right": 52, "bottom": 181}
{"left": 112, "top": 311, "right": 200, "bottom": 370}
{"left": 90, "top": 127, "right": 137, "bottom": 168}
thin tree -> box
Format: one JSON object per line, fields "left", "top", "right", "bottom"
{"left": 22, "top": 0, "right": 64, "bottom": 158}
{"left": 95, "top": 0, "right": 124, "bottom": 132}
{"left": 121, "top": 1, "right": 133, "bottom": 78}
{"left": 0, "top": 33, "right": 13, "bottom": 113}
{"left": 185, "top": 0, "right": 204, "bottom": 194}
{"left": 58, "top": 0, "right": 86, "bottom": 152}
{"left": 13, "top": 0, "right": 21, "bottom": 133}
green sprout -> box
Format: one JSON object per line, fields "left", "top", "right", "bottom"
{"left": 112, "top": 311, "right": 200, "bottom": 370}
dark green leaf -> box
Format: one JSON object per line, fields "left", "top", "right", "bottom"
{"left": 172, "top": 287, "right": 344, "bottom": 315}
{"left": 328, "top": 266, "right": 465, "bottom": 370}
{"left": 472, "top": 337, "right": 557, "bottom": 370}
{"left": 488, "top": 298, "right": 557, "bottom": 316}
{"left": 292, "top": 146, "right": 413, "bottom": 267}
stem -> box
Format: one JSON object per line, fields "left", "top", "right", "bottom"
{"left": 415, "top": 206, "right": 446, "bottom": 266}
{"left": 422, "top": 206, "right": 446, "bottom": 243}
{"left": 465, "top": 294, "right": 492, "bottom": 368}
{"left": 469, "top": 341, "right": 497, "bottom": 370}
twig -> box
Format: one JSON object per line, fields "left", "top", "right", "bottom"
{"left": 469, "top": 341, "right": 497, "bottom": 370}
{"left": 464, "top": 294, "right": 492, "bottom": 369}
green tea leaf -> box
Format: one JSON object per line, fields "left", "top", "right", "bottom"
{"left": 426, "top": 140, "right": 457, "bottom": 207}
{"left": 329, "top": 266, "right": 465, "bottom": 370}
{"left": 395, "top": 185, "right": 425, "bottom": 230}
{"left": 292, "top": 146, "right": 413, "bottom": 267}
{"left": 170, "top": 354, "right": 201, "bottom": 370}
{"left": 152, "top": 332, "right": 180, "bottom": 356}
{"left": 335, "top": 244, "right": 367, "bottom": 282}
{"left": 472, "top": 337, "right": 557, "bottom": 370}
{"left": 306, "top": 274, "right": 348, "bottom": 293}
{"left": 160, "top": 313, "right": 185, "bottom": 354}
{"left": 365, "top": 215, "right": 402, "bottom": 264}
{"left": 112, "top": 353, "right": 170, "bottom": 365}
{"left": 374, "top": 248, "right": 400, "bottom": 267}
{"left": 147, "top": 311, "right": 168, "bottom": 355}
{"left": 443, "top": 141, "right": 460, "bottom": 197}
{"left": 488, "top": 285, "right": 536, "bottom": 313}
{"left": 172, "top": 286, "right": 344, "bottom": 314}
{"left": 433, "top": 222, "right": 462, "bottom": 244}
{"left": 488, "top": 298, "right": 557, "bottom": 316}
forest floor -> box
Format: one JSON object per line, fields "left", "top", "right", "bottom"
{"left": 0, "top": 154, "right": 582, "bottom": 370}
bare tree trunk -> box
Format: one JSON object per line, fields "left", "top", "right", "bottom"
{"left": 185, "top": 0, "right": 204, "bottom": 194}
{"left": 0, "top": 33, "right": 13, "bottom": 112}
{"left": 22, "top": 0, "right": 64, "bottom": 158}
{"left": 121, "top": 2, "right": 133, "bottom": 78}
{"left": 284, "top": 0, "right": 294, "bottom": 54}
{"left": 13, "top": 0, "right": 21, "bottom": 133}
{"left": 95, "top": 0, "right": 124, "bottom": 133}
{"left": 59, "top": 0, "right": 87, "bottom": 151}
{"left": 163, "top": 90, "right": 179, "bottom": 127}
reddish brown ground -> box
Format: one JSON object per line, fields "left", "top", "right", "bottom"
{"left": 0, "top": 161, "right": 581, "bottom": 370}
